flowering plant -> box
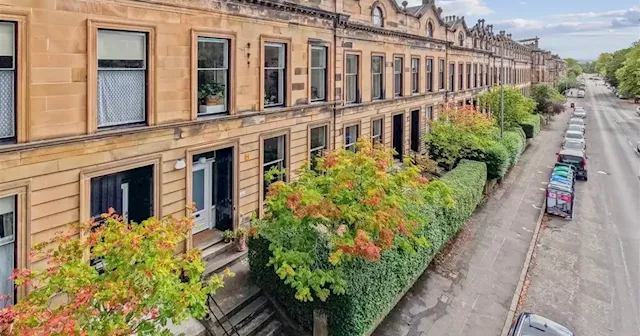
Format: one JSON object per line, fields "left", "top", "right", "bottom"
{"left": 0, "top": 210, "right": 231, "bottom": 335}
{"left": 254, "top": 139, "right": 452, "bottom": 302}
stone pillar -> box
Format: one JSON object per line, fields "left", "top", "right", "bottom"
{"left": 313, "top": 309, "right": 328, "bottom": 336}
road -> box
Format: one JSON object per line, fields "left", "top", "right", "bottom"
{"left": 523, "top": 80, "right": 640, "bottom": 335}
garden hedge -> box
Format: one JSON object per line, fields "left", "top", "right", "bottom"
{"left": 501, "top": 130, "right": 526, "bottom": 167}
{"left": 248, "top": 160, "right": 487, "bottom": 336}
{"left": 474, "top": 142, "right": 510, "bottom": 180}
{"left": 520, "top": 114, "right": 542, "bottom": 139}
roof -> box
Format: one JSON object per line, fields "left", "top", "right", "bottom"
{"left": 516, "top": 313, "right": 574, "bottom": 336}
{"left": 559, "top": 148, "right": 585, "bottom": 157}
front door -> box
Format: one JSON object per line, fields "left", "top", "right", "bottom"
{"left": 191, "top": 147, "right": 234, "bottom": 236}
{"left": 410, "top": 110, "right": 420, "bottom": 153}
{"left": 0, "top": 195, "right": 15, "bottom": 309}
{"left": 393, "top": 114, "right": 404, "bottom": 160}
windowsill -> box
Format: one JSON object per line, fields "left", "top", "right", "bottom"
{"left": 97, "top": 122, "right": 147, "bottom": 132}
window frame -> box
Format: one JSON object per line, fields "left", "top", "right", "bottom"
{"left": 308, "top": 123, "right": 330, "bottom": 167}
{"left": 449, "top": 62, "right": 455, "bottom": 92}
{"left": 393, "top": 55, "right": 404, "bottom": 97}
{"left": 259, "top": 35, "right": 292, "bottom": 110}
{"left": 466, "top": 63, "right": 471, "bottom": 89}
{"left": 410, "top": 57, "right": 419, "bottom": 94}
{"left": 0, "top": 180, "right": 29, "bottom": 304}
{"left": 343, "top": 122, "right": 360, "bottom": 152}
{"left": 259, "top": 130, "right": 290, "bottom": 213}
{"left": 371, "top": 117, "right": 384, "bottom": 145}
{"left": 263, "top": 42, "right": 287, "bottom": 108}
{"left": 458, "top": 32, "right": 464, "bottom": 47}
{"left": 458, "top": 63, "right": 463, "bottom": 91}
{"left": 344, "top": 52, "right": 361, "bottom": 104}
{"left": 193, "top": 32, "right": 233, "bottom": 118}
{"left": 426, "top": 57, "right": 434, "bottom": 92}
{"left": 87, "top": 19, "right": 156, "bottom": 134}
{"left": 426, "top": 21, "right": 434, "bottom": 38}
{"left": 473, "top": 63, "right": 478, "bottom": 88}
{"left": 439, "top": 58, "right": 446, "bottom": 90}
{"left": 0, "top": 21, "right": 16, "bottom": 144}
{"left": 309, "top": 45, "right": 328, "bottom": 102}
{"left": 372, "top": 6, "right": 384, "bottom": 27}
{"left": 371, "top": 54, "right": 385, "bottom": 100}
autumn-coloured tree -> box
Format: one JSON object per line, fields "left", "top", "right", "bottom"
{"left": 0, "top": 210, "right": 231, "bottom": 335}
{"left": 254, "top": 139, "right": 452, "bottom": 302}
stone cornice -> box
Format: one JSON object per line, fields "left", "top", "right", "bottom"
{"left": 344, "top": 22, "right": 447, "bottom": 47}
{"left": 234, "top": 0, "right": 339, "bottom": 20}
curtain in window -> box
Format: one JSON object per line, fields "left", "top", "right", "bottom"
{"left": 0, "top": 71, "right": 14, "bottom": 138}
{"left": 97, "top": 70, "right": 145, "bottom": 127}
{"left": 0, "top": 196, "right": 15, "bottom": 309}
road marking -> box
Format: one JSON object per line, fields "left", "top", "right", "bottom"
{"left": 597, "top": 171, "right": 609, "bottom": 175}
{"left": 532, "top": 204, "right": 542, "bottom": 210}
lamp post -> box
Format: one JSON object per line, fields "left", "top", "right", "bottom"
{"left": 500, "top": 39, "right": 504, "bottom": 139}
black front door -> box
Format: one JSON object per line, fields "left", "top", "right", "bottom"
{"left": 393, "top": 114, "right": 404, "bottom": 160}
{"left": 410, "top": 110, "right": 420, "bottom": 153}
{"left": 213, "top": 147, "right": 234, "bottom": 231}
{"left": 90, "top": 165, "right": 153, "bottom": 223}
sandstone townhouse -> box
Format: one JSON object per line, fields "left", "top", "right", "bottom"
{"left": 0, "top": 0, "right": 566, "bottom": 311}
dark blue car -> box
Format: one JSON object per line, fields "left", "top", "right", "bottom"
{"left": 508, "top": 313, "right": 574, "bottom": 336}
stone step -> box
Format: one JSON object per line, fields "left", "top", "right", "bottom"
{"left": 203, "top": 249, "right": 247, "bottom": 278}
{"left": 254, "top": 320, "right": 283, "bottom": 336}
{"left": 201, "top": 240, "right": 234, "bottom": 263}
{"left": 210, "top": 260, "right": 262, "bottom": 315}
{"left": 235, "top": 306, "right": 276, "bottom": 336}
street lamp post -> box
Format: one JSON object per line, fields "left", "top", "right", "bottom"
{"left": 500, "top": 39, "right": 504, "bottom": 139}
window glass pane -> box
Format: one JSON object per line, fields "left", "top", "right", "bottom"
{"left": 97, "top": 70, "right": 145, "bottom": 127}
{"left": 311, "top": 126, "right": 327, "bottom": 150}
{"left": 345, "top": 125, "right": 358, "bottom": 147}
{"left": 0, "top": 196, "right": 14, "bottom": 245}
{"left": 346, "top": 75, "right": 356, "bottom": 103}
{"left": 346, "top": 55, "right": 358, "bottom": 74}
{"left": 198, "top": 38, "right": 228, "bottom": 69}
{"left": 311, "top": 69, "right": 325, "bottom": 101}
{"left": 264, "top": 43, "right": 284, "bottom": 68}
{"left": 311, "top": 47, "right": 326, "bottom": 68}
{"left": 0, "top": 23, "right": 14, "bottom": 69}
{"left": 192, "top": 169, "right": 205, "bottom": 212}
{"left": 372, "top": 56, "right": 382, "bottom": 73}
{"left": 0, "top": 70, "right": 14, "bottom": 138}
{"left": 373, "top": 119, "right": 382, "bottom": 137}
{"left": 98, "top": 30, "right": 145, "bottom": 68}
{"left": 394, "top": 58, "right": 402, "bottom": 72}
{"left": 264, "top": 69, "right": 283, "bottom": 106}
{"left": 264, "top": 136, "right": 284, "bottom": 163}
{"left": 372, "top": 74, "right": 381, "bottom": 99}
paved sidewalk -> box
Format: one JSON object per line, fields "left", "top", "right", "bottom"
{"left": 373, "top": 113, "right": 570, "bottom": 336}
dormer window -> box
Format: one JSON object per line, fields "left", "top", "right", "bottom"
{"left": 473, "top": 39, "right": 477, "bottom": 48}
{"left": 372, "top": 7, "right": 383, "bottom": 27}
{"left": 426, "top": 22, "right": 434, "bottom": 37}
{"left": 458, "top": 32, "right": 464, "bottom": 47}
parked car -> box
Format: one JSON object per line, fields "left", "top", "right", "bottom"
{"left": 577, "top": 90, "right": 585, "bottom": 98}
{"left": 568, "top": 118, "right": 585, "bottom": 126}
{"left": 567, "top": 124, "right": 585, "bottom": 134}
{"left": 557, "top": 149, "right": 588, "bottom": 180}
{"left": 508, "top": 312, "right": 574, "bottom": 336}
{"left": 563, "top": 130, "right": 585, "bottom": 146}
{"left": 572, "top": 110, "right": 587, "bottom": 119}
{"left": 563, "top": 139, "right": 585, "bottom": 152}
{"left": 636, "top": 106, "right": 640, "bottom": 116}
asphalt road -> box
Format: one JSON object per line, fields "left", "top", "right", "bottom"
{"left": 523, "top": 80, "right": 640, "bottom": 335}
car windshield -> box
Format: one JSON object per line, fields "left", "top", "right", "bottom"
{"left": 568, "top": 125, "right": 582, "bottom": 132}
{"left": 564, "top": 141, "right": 584, "bottom": 150}
{"left": 569, "top": 119, "right": 584, "bottom": 125}
{"left": 565, "top": 132, "right": 583, "bottom": 140}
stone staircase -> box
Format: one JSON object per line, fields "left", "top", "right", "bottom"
{"left": 198, "top": 236, "right": 287, "bottom": 336}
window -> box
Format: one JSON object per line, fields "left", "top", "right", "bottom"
{"left": 426, "top": 58, "right": 433, "bottom": 92}
{"left": 345, "top": 54, "right": 359, "bottom": 104}
{"left": 426, "top": 106, "right": 433, "bottom": 122}
{"left": 480, "top": 65, "right": 484, "bottom": 86}
{"left": 474, "top": 64, "right": 478, "bottom": 88}
{"left": 310, "top": 46, "right": 327, "bottom": 102}
{"left": 473, "top": 39, "right": 477, "bottom": 48}
{"left": 371, "top": 118, "right": 383, "bottom": 144}
{"left": 466, "top": 63, "right": 471, "bottom": 89}
{"left": 372, "top": 7, "right": 383, "bottom": 26}
{"left": 0, "top": 22, "right": 15, "bottom": 142}
{"left": 264, "top": 42, "right": 286, "bottom": 107}
{"left": 97, "top": 29, "right": 147, "bottom": 128}
{"left": 439, "top": 59, "right": 445, "bottom": 90}
{"left": 449, "top": 63, "right": 455, "bottom": 91}
{"left": 197, "top": 37, "right": 229, "bottom": 115}
{"left": 344, "top": 124, "right": 359, "bottom": 152}
{"left": 263, "top": 135, "right": 287, "bottom": 198}
{"left": 371, "top": 55, "right": 384, "bottom": 100}
{"left": 0, "top": 195, "right": 15, "bottom": 308}
{"left": 411, "top": 58, "right": 419, "bottom": 94}
{"left": 426, "top": 22, "right": 434, "bottom": 37}
{"left": 458, "top": 32, "right": 464, "bottom": 47}
{"left": 459, "top": 64, "right": 463, "bottom": 90}
{"left": 394, "top": 57, "right": 403, "bottom": 97}
{"left": 309, "top": 125, "right": 327, "bottom": 169}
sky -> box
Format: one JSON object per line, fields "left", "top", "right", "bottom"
{"left": 402, "top": 0, "right": 640, "bottom": 61}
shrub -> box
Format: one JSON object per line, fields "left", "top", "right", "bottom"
{"left": 501, "top": 131, "right": 526, "bottom": 167}
{"left": 520, "top": 114, "right": 542, "bottom": 139}
{"left": 477, "top": 142, "right": 511, "bottom": 180}
{"left": 477, "top": 87, "right": 536, "bottom": 129}
{"left": 249, "top": 160, "right": 487, "bottom": 336}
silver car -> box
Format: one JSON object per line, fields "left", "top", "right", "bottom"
{"left": 568, "top": 118, "right": 585, "bottom": 126}
{"left": 563, "top": 130, "right": 585, "bottom": 148}
{"left": 567, "top": 124, "right": 585, "bottom": 134}
{"left": 563, "top": 140, "right": 585, "bottom": 152}
{"left": 572, "top": 110, "right": 587, "bottom": 119}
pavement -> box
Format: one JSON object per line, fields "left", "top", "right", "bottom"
{"left": 373, "top": 103, "right": 572, "bottom": 336}
{"left": 521, "top": 80, "right": 640, "bottom": 335}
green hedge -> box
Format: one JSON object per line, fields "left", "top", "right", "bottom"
{"left": 476, "top": 142, "right": 510, "bottom": 180}
{"left": 501, "top": 131, "right": 526, "bottom": 167}
{"left": 249, "top": 160, "right": 487, "bottom": 336}
{"left": 520, "top": 114, "right": 542, "bottom": 139}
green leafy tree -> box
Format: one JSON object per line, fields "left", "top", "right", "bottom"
{"left": 581, "top": 61, "right": 596, "bottom": 74}
{"left": 0, "top": 211, "right": 231, "bottom": 335}
{"left": 615, "top": 44, "right": 640, "bottom": 98}
{"left": 531, "top": 84, "right": 566, "bottom": 121}
{"left": 604, "top": 48, "right": 631, "bottom": 87}
{"left": 595, "top": 53, "right": 613, "bottom": 76}
{"left": 253, "top": 140, "right": 452, "bottom": 302}
{"left": 565, "top": 58, "right": 583, "bottom": 78}
{"left": 477, "top": 86, "right": 536, "bottom": 129}
{"left": 555, "top": 76, "right": 580, "bottom": 95}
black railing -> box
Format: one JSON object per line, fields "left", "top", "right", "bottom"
{"left": 203, "top": 294, "right": 241, "bottom": 336}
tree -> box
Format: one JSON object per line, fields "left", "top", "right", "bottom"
{"left": 595, "top": 53, "right": 613, "bottom": 76}
{"left": 531, "top": 84, "right": 566, "bottom": 121}
{"left": 0, "top": 211, "right": 231, "bottom": 335}
{"left": 581, "top": 61, "right": 596, "bottom": 74}
{"left": 565, "top": 58, "right": 583, "bottom": 78}
{"left": 615, "top": 45, "right": 640, "bottom": 98}
{"left": 555, "top": 76, "right": 580, "bottom": 95}
{"left": 477, "top": 86, "right": 536, "bottom": 129}
{"left": 604, "top": 48, "right": 631, "bottom": 87}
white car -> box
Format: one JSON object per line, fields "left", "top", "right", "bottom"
{"left": 636, "top": 106, "right": 640, "bottom": 116}
{"left": 568, "top": 118, "right": 585, "bottom": 126}
{"left": 577, "top": 90, "right": 585, "bottom": 98}
{"left": 572, "top": 110, "right": 587, "bottom": 119}
{"left": 563, "top": 139, "right": 586, "bottom": 153}
{"left": 567, "top": 124, "right": 585, "bottom": 134}
{"left": 563, "top": 130, "right": 585, "bottom": 147}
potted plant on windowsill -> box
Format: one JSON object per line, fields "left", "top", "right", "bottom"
{"left": 235, "top": 227, "right": 248, "bottom": 252}
{"left": 198, "top": 82, "right": 225, "bottom": 114}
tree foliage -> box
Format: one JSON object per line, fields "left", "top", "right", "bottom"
{"left": 477, "top": 86, "right": 536, "bottom": 129}
{"left": 555, "top": 76, "right": 580, "bottom": 95}
{"left": 531, "top": 84, "right": 566, "bottom": 119}
{"left": 253, "top": 141, "right": 452, "bottom": 302}
{"left": 581, "top": 61, "right": 596, "bottom": 74}
{"left": 565, "top": 58, "right": 583, "bottom": 78}
{"left": 603, "top": 48, "right": 631, "bottom": 87}
{"left": 0, "top": 211, "right": 231, "bottom": 336}
{"left": 595, "top": 53, "right": 613, "bottom": 76}
{"left": 615, "top": 44, "right": 640, "bottom": 98}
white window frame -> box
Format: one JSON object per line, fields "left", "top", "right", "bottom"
{"left": 310, "top": 46, "right": 327, "bottom": 102}
{"left": 371, "top": 55, "right": 384, "bottom": 100}
{"left": 264, "top": 42, "right": 286, "bottom": 108}
{"left": 411, "top": 58, "right": 419, "bottom": 94}
{"left": 96, "top": 29, "right": 147, "bottom": 128}
{"left": 197, "top": 37, "right": 229, "bottom": 115}
{"left": 394, "top": 57, "right": 403, "bottom": 97}
{"left": 0, "top": 22, "right": 15, "bottom": 141}
{"left": 371, "top": 118, "right": 383, "bottom": 144}
{"left": 345, "top": 54, "right": 359, "bottom": 104}
{"left": 263, "top": 135, "right": 287, "bottom": 198}
{"left": 309, "top": 125, "right": 327, "bottom": 164}
{"left": 344, "top": 124, "right": 359, "bottom": 152}
{"left": 426, "top": 58, "right": 433, "bottom": 92}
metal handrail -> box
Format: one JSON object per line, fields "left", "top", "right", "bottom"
{"left": 203, "top": 293, "right": 241, "bottom": 336}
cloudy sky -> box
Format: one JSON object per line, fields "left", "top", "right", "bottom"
{"left": 403, "top": 0, "right": 640, "bottom": 60}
